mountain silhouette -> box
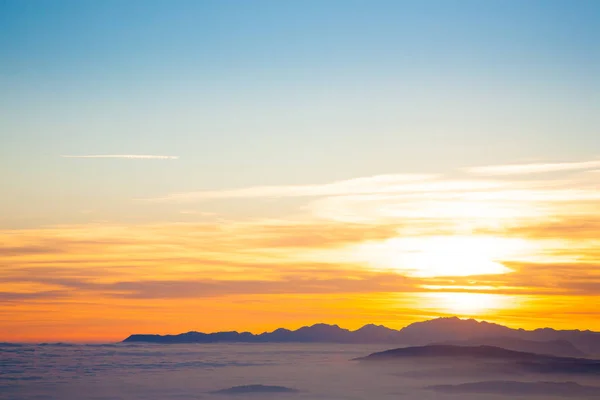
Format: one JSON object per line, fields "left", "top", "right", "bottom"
{"left": 123, "top": 316, "right": 600, "bottom": 356}
{"left": 434, "top": 336, "right": 586, "bottom": 358}
{"left": 354, "top": 344, "right": 600, "bottom": 375}
{"left": 353, "top": 344, "right": 570, "bottom": 362}
{"left": 210, "top": 384, "right": 299, "bottom": 394}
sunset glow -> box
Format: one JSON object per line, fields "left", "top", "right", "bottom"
{"left": 421, "top": 292, "right": 517, "bottom": 316}
{"left": 345, "top": 235, "right": 527, "bottom": 277}
{"left": 2, "top": 0, "right": 599, "bottom": 343}
{"left": 2, "top": 164, "right": 599, "bottom": 341}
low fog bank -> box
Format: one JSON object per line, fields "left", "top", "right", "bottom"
{"left": 1, "top": 343, "right": 599, "bottom": 400}
{"left": 429, "top": 381, "right": 600, "bottom": 397}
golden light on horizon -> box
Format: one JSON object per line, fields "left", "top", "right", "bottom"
{"left": 421, "top": 292, "right": 517, "bottom": 316}
{"left": 1, "top": 172, "right": 600, "bottom": 340}
{"left": 346, "top": 235, "right": 533, "bottom": 278}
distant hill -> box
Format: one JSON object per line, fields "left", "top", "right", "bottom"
{"left": 434, "top": 336, "right": 586, "bottom": 358}
{"left": 354, "top": 344, "right": 600, "bottom": 375}
{"left": 123, "top": 316, "right": 600, "bottom": 356}
{"left": 210, "top": 384, "right": 299, "bottom": 394}
{"left": 353, "top": 344, "right": 558, "bottom": 362}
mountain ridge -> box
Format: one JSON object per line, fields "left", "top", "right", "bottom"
{"left": 354, "top": 344, "right": 600, "bottom": 375}
{"left": 434, "top": 336, "right": 586, "bottom": 358}
{"left": 353, "top": 344, "right": 576, "bottom": 361}
{"left": 123, "top": 317, "right": 600, "bottom": 356}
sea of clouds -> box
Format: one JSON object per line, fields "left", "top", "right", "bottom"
{"left": 1, "top": 342, "right": 598, "bottom": 400}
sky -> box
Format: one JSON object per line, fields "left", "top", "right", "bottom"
{"left": 1, "top": 0, "right": 599, "bottom": 342}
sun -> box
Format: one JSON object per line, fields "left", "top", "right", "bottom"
{"left": 419, "top": 292, "right": 518, "bottom": 316}
{"left": 400, "top": 236, "right": 510, "bottom": 277}
{"left": 423, "top": 292, "right": 505, "bottom": 315}
{"left": 350, "top": 235, "right": 530, "bottom": 278}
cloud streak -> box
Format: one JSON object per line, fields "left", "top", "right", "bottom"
{"left": 3, "top": 273, "right": 418, "bottom": 300}
{"left": 467, "top": 160, "right": 600, "bottom": 175}
{"left": 61, "top": 154, "right": 179, "bottom": 159}
{"left": 145, "top": 174, "right": 439, "bottom": 202}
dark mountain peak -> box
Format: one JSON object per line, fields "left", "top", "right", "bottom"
{"left": 534, "top": 327, "right": 558, "bottom": 333}
{"left": 296, "top": 323, "right": 347, "bottom": 333}
{"left": 295, "top": 323, "right": 348, "bottom": 335}
{"left": 270, "top": 328, "right": 291, "bottom": 334}
{"left": 306, "top": 323, "right": 342, "bottom": 329}
{"left": 354, "top": 324, "right": 397, "bottom": 334}
{"left": 411, "top": 316, "right": 492, "bottom": 327}
{"left": 398, "top": 317, "right": 513, "bottom": 344}
{"left": 122, "top": 317, "right": 600, "bottom": 355}
{"left": 352, "top": 323, "right": 401, "bottom": 343}
{"left": 180, "top": 331, "right": 205, "bottom": 337}
{"left": 401, "top": 316, "right": 462, "bottom": 328}
{"left": 444, "top": 316, "right": 462, "bottom": 321}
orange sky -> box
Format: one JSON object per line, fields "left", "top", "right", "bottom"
{"left": 3, "top": 1, "right": 600, "bottom": 343}
{"left": 2, "top": 163, "right": 599, "bottom": 342}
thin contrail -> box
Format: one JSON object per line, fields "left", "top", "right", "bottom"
{"left": 61, "top": 155, "right": 179, "bottom": 160}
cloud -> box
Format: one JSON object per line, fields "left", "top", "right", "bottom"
{"left": 0, "top": 245, "right": 63, "bottom": 257}
{"left": 0, "top": 290, "right": 69, "bottom": 302}
{"left": 179, "top": 210, "right": 217, "bottom": 216}
{"left": 483, "top": 216, "right": 600, "bottom": 240}
{"left": 146, "top": 159, "right": 600, "bottom": 204}
{"left": 5, "top": 258, "right": 599, "bottom": 300}
{"left": 427, "top": 261, "right": 600, "bottom": 296}
{"left": 61, "top": 155, "right": 178, "bottom": 159}
{"left": 2, "top": 220, "right": 599, "bottom": 300}
{"left": 466, "top": 160, "right": 600, "bottom": 176}
{"left": 245, "top": 222, "right": 400, "bottom": 248}
{"left": 5, "top": 273, "right": 418, "bottom": 299}
{"left": 305, "top": 193, "right": 543, "bottom": 224}
{"left": 145, "top": 173, "right": 439, "bottom": 202}
{"left": 3, "top": 159, "right": 600, "bottom": 338}
{"left": 143, "top": 168, "right": 599, "bottom": 231}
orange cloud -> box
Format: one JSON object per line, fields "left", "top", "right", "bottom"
{"left": 2, "top": 160, "right": 600, "bottom": 341}
{"left": 467, "top": 159, "right": 600, "bottom": 175}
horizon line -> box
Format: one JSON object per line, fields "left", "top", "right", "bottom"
{"left": 5, "top": 316, "right": 597, "bottom": 344}
{"left": 122, "top": 316, "right": 598, "bottom": 341}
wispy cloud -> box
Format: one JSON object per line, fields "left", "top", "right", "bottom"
{"left": 61, "top": 154, "right": 179, "bottom": 159}
{"left": 467, "top": 160, "right": 600, "bottom": 176}
{"left": 142, "top": 165, "right": 600, "bottom": 227}
{"left": 0, "top": 290, "right": 70, "bottom": 302}
{"left": 145, "top": 165, "right": 595, "bottom": 206}
{"left": 481, "top": 216, "right": 600, "bottom": 240}
{"left": 143, "top": 174, "right": 502, "bottom": 203}
{"left": 5, "top": 273, "right": 417, "bottom": 300}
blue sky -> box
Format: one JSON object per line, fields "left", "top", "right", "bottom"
{"left": 1, "top": 0, "right": 599, "bottom": 227}
{"left": 2, "top": 1, "right": 600, "bottom": 340}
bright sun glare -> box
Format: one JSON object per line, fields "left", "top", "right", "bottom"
{"left": 352, "top": 235, "right": 531, "bottom": 278}
{"left": 421, "top": 292, "right": 515, "bottom": 316}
